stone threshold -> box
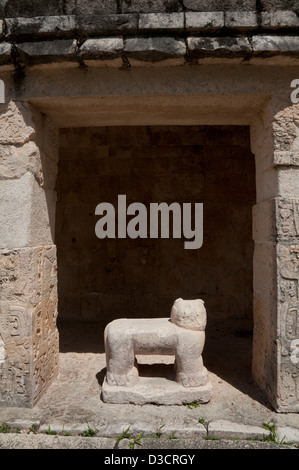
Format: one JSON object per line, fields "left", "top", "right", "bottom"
{"left": 2, "top": 418, "right": 299, "bottom": 447}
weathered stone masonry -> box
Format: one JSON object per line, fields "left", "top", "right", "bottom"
{"left": 0, "top": 0, "right": 299, "bottom": 411}
{"left": 0, "top": 103, "right": 59, "bottom": 407}
{"left": 0, "top": 1, "right": 299, "bottom": 67}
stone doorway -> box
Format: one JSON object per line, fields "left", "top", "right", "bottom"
{"left": 55, "top": 124, "right": 256, "bottom": 404}
{"left": 1, "top": 66, "right": 299, "bottom": 413}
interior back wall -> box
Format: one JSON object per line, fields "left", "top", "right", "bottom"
{"left": 56, "top": 125, "right": 255, "bottom": 325}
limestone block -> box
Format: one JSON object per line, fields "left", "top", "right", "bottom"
{"left": 251, "top": 96, "right": 299, "bottom": 202}
{"left": 276, "top": 199, "right": 299, "bottom": 240}
{"left": 160, "top": 422, "right": 207, "bottom": 438}
{"left": 0, "top": 246, "right": 57, "bottom": 318}
{"left": 277, "top": 244, "right": 299, "bottom": 342}
{"left": 187, "top": 37, "right": 251, "bottom": 58}
{"left": 0, "top": 345, "right": 31, "bottom": 406}
{"left": 32, "top": 329, "right": 59, "bottom": 404}
{"left": 77, "top": 37, "right": 124, "bottom": 64}
{"left": 208, "top": 420, "right": 270, "bottom": 440}
{"left": 224, "top": 11, "right": 257, "bottom": 29}
{"left": 75, "top": 0, "right": 117, "bottom": 15}
{"left": 253, "top": 198, "right": 299, "bottom": 243}
{"left": 0, "top": 172, "right": 54, "bottom": 249}
{"left": 277, "top": 243, "right": 299, "bottom": 411}
{"left": 0, "top": 101, "right": 35, "bottom": 145}
{"left": 274, "top": 148, "right": 299, "bottom": 165}
{"left": 261, "top": 11, "right": 299, "bottom": 29}
{"left": 0, "top": 245, "right": 58, "bottom": 406}
{"left": 124, "top": 37, "right": 186, "bottom": 63}
{"left": 6, "top": 419, "right": 41, "bottom": 432}
{"left": 250, "top": 98, "right": 299, "bottom": 202}
{"left": 0, "top": 141, "right": 41, "bottom": 180}
{"left": 259, "top": 0, "right": 299, "bottom": 12}
{"left": 183, "top": 0, "right": 256, "bottom": 11}
{"left": 76, "top": 14, "right": 138, "bottom": 36}
{"left": 251, "top": 36, "right": 299, "bottom": 54}
{"left": 185, "top": 12, "right": 224, "bottom": 31}
{"left": 277, "top": 168, "right": 299, "bottom": 198}
{"left": 121, "top": 0, "right": 180, "bottom": 13}
{"left": 16, "top": 39, "right": 77, "bottom": 66}
{"left": 276, "top": 426, "right": 299, "bottom": 444}
{"left": 102, "top": 298, "right": 212, "bottom": 405}
{"left": 4, "top": 0, "right": 73, "bottom": 17}
{"left": 0, "top": 42, "right": 12, "bottom": 67}
{"left": 5, "top": 16, "right": 76, "bottom": 41}
{"left": 272, "top": 108, "right": 299, "bottom": 153}
{"left": 139, "top": 13, "right": 184, "bottom": 31}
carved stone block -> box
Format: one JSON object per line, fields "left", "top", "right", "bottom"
{"left": 253, "top": 198, "right": 299, "bottom": 243}
{"left": 0, "top": 245, "right": 58, "bottom": 407}
{"left": 277, "top": 243, "right": 299, "bottom": 411}
{"left": 276, "top": 199, "right": 299, "bottom": 239}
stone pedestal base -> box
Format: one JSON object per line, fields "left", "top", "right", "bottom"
{"left": 101, "top": 376, "right": 213, "bottom": 405}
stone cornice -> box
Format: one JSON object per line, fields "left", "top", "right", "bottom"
{"left": 0, "top": 12, "right": 298, "bottom": 68}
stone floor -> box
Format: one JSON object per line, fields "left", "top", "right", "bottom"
{"left": 0, "top": 318, "right": 299, "bottom": 448}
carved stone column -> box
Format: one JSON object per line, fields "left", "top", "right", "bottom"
{"left": 251, "top": 96, "right": 299, "bottom": 411}
{"left": 0, "top": 101, "right": 59, "bottom": 407}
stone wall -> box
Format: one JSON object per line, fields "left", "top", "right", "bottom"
{"left": 56, "top": 125, "right": 255, "bottom": 324}
{"left": 1, "top": 0, "right": 299, "bottom": 16}
{"left": 0, "top": 1, "right": 298, "bottom": 68}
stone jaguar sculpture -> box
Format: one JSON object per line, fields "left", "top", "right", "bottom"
{"left": 104, "top": 298, "right": 210, "bottom": 389}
